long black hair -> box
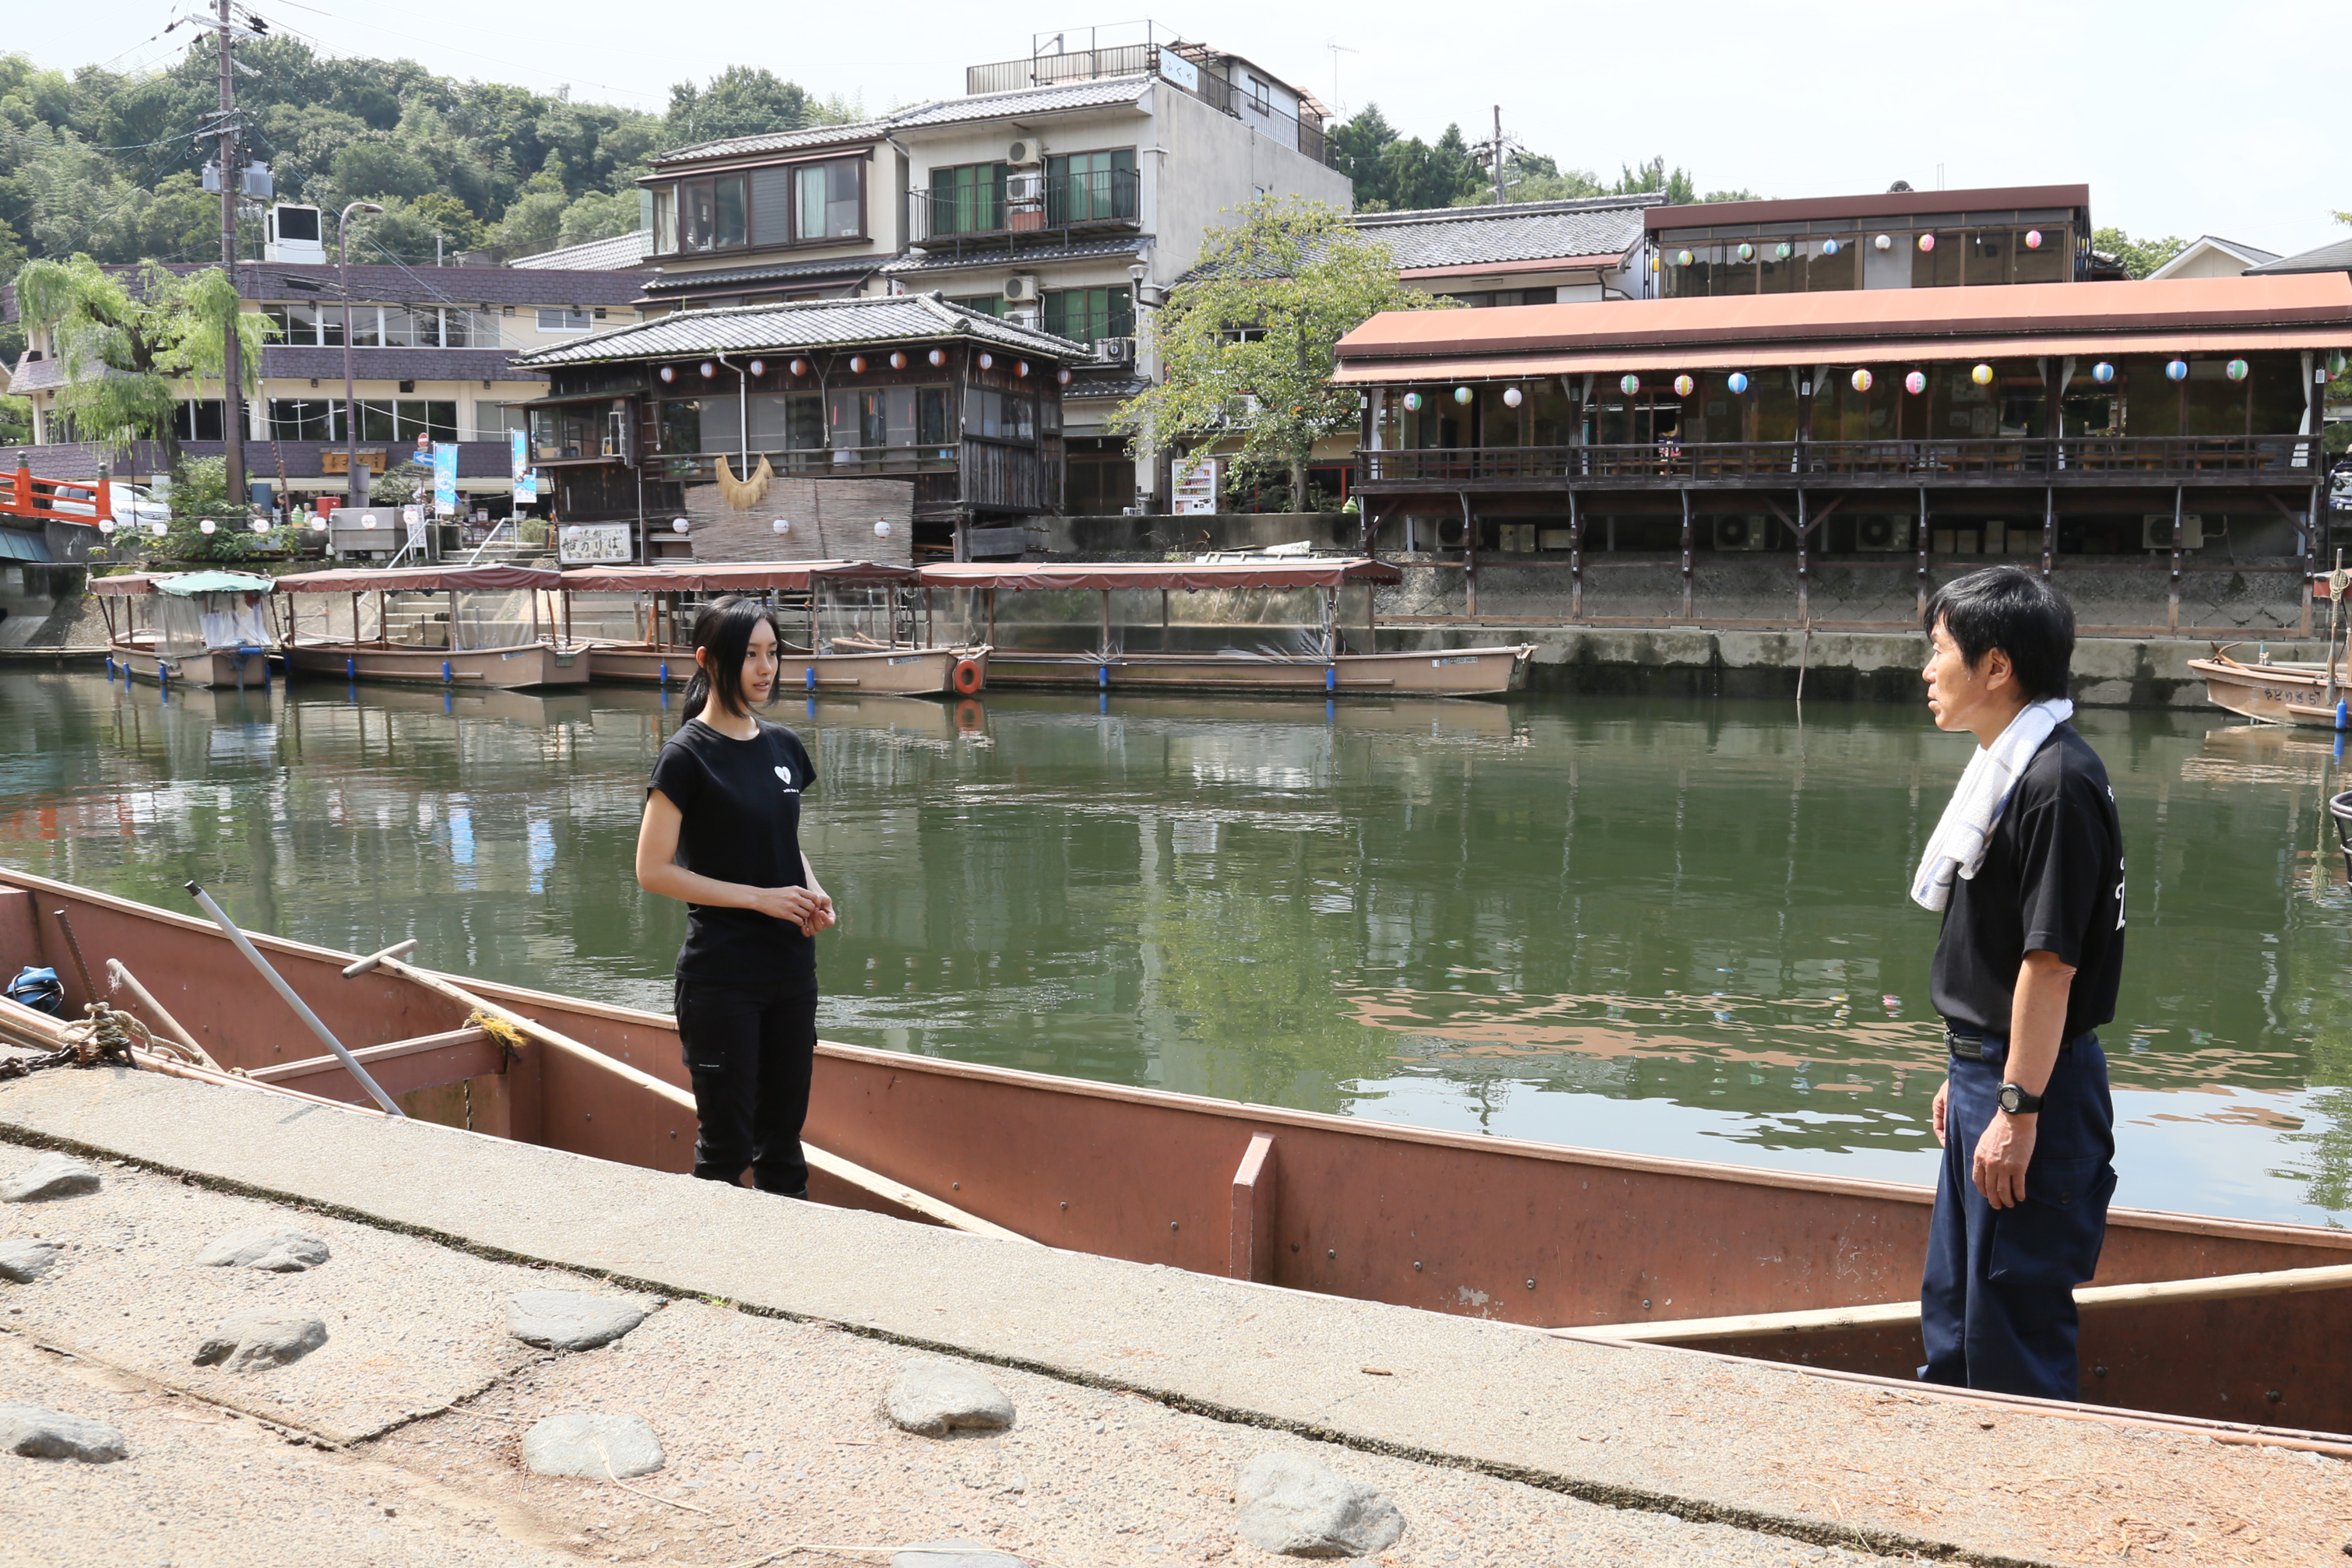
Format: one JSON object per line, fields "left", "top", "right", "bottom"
{"left": 680, "top": 595, "right": 780, "bottom": 723}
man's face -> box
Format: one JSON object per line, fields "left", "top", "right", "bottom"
{"left": 1922, "top": 616, "right": 2014, "bottom": 734}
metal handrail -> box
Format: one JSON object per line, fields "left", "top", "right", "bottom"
{"left": 1356, "top": 434, "right": 2327, "bottom": 484}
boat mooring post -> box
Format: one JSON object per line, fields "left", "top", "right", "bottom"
{"left": 184, "top": 881, "right": 405, "bottom": 1116}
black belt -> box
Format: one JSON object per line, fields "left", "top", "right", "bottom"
{"left": 1947, "top": 1030, "right": 2080, "bottom": 1060}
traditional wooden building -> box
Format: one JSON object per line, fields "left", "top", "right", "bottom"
{"left": 1335, "top": 273, "right": 2352, "bottom": 630}
{"left": 506, "top": 294, "right": 1092, "bottom": 562}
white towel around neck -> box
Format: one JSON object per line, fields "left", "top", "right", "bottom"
{"left": 1909, "top": 698, "right": 2074, "bottom": 912}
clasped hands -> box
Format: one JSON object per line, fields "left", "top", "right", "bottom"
{"left": 751, "top": 884, "right": 836, "bottom": 937}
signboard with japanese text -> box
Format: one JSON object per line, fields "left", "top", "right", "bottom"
{"left": 558, "top": 523, "right": 632, "bottom": 565}
{"left": 510, "top": 428, "right": 529, "bottom": 481}
{"left": 431, "top": 442, "right": 459, "bottom": 516}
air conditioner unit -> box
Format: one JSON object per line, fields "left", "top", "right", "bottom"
{"left": 1004, "top": 171, "right": 1043, "bottom": 203}
{"left": 1097, "top": 336, "right": 1134, "bottom": 364}
{"left": 1855, "top": 515, "right": 1912, "bottom": 553}
{"left": 1714, "top": 515, "right": 1774, "bottom": 551}
{"left": 1005, "top": 308, "right": 1039, "bottom": 330}
{"left": 1007, "top": 139, "right": 1044, "bottom": 167}
{"left": 1003, "top": 275, "right": 1041, "bottom": 304}
{"left": 2143, "top": 514, "right": 2205, "bottom": 550}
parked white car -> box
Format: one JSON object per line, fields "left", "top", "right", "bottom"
{"left": 46, "top": 481, "right": 173, "bottom": 530}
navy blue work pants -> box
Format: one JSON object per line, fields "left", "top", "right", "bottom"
{"left": 1920, "top": 1033, "right": 2117, "bottom": 1401}
{"left": 674, "top": 975, "right": 818, "bottom": 1196}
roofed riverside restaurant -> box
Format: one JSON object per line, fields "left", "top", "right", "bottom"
{"left": 1335, "top": 273, "right": 2350, "bottom": 632}
{"left": 505, "top": 294, "right": 1092, "bottom": 564}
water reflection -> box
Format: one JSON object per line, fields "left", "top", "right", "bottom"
{"left": 2, "top": 671, "right": 2347, "bottom": 1225}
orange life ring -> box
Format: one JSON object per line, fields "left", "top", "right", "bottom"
{"left": 951, "top": 656, "right": 985, "bottom": 696}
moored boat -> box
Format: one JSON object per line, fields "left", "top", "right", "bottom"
{"left": 2190, "top": 649, "right": 2348, "bottom": 727}
{"left": 3, "top": 863, "right": 2347, "bottom": 1441}
{"left": 274, "top": 564, "right": 589, "bottom": 691}
{"left": 561, "top": 560, "right": 987, "bottom": 696}
{"left": 919, "top": 558, "right": 1535, "bottom": 697}
{"left": 88, "top": 570, "right": 279, "bottom": 688}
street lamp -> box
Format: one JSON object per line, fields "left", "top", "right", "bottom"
{"left": 339, "top": 201, "right": 384, "bottom": 516}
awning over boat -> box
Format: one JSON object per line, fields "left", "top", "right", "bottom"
{"left": 156, "top": 571, "right": 278, "bottom": 598}
{"left": 87, "top": 572, "right": 163, "bottom": 596}
{"left": 561, "top": 561, "right": 918, "bottom": 592}
{"left": 918, "top": 559, "right": 1403, "bottom": 592}
{"left": 274, "top": 565, "right": 566, "bottom": 594}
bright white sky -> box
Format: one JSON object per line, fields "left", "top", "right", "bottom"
{"left": 19, "top": 0, "right": 2343, "bottom": 260}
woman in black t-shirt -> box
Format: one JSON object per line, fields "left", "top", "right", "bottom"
{"left": 635, "top": 596, "right": 835, "bottom": 1197}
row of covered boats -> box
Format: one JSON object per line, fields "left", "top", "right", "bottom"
{"left": 90, "top": 557, "right": 1532, "bottom": 700}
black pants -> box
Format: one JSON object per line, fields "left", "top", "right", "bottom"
{"left": 1920, "top": 1032, "right": 2116, "bottom": 1400}
{"left": 674, "top": 974, "right": 817, "bottom": 1194}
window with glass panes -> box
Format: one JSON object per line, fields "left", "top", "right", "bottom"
{"left": 1045, "top": 149, "right": 1137, "bottom": 224}
{"left": 793, "top": 160, "right": 861, "bottom": 241}
{"left": 173, "top": 400, "right": 226, "bottom": 441}
{"left": 673, "top": 174, "right": 747, "bottom": 251}
{"left": 947, "top": 295, "right": 1006, "bottom": 318}
{"left": 355, "top": 400, "right": 458, "bottom": 442}
{"left": 1040, "top": 287, "right": 1134, "bottom": 346}
{"left": 930, "top": 162, "right": 1006, "bottom": 236}
{"left": 268, "top": 400, "right": 343, "bottom": 440}
{"left": 264, "top": 303, "right": 497, "bottom": 347}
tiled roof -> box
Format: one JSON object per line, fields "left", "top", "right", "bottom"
{"left": 642, "top": 255, "right": 887, "bottom": 294}
{"left": 886, "top": 76, "right": 1153, "bottom": 131}
{"left": 233, "top": 261, "right": 646, "bottom": 308}
{"left": 883, "top": 235, "right": 1153, "bottom": 276}
{"left": 1063, "top": 374, "right": 1151, "bottom": 400}
{"left": 258, "top": 346, "right": 547, "bottom": 382}
{"left": 510, "top": 230, "right": 656, "bottom": 270}
{"left": 2248, "top": 237, "right": 2352, "bottom": 276}
{"left": 8, "top": 357, "right": 64, "bottom": 393}
{"left": 1351, "top": 196, "right": 1660, "bottom": 271}
{"left": 656, "top": 118, "right": 897, "bottom": 167}
{"left": 510, "top": 294, "right": 1093, "bottom": 367}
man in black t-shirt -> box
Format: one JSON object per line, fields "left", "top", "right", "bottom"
{"left": 1913, "top": 568, "right": 2123, "bottom": 1401}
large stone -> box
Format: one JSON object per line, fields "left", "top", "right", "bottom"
{"left": 194, "top": 1227, "right": 332, "bottom": 1273}
{"left": 522, "top": 1412, "right": 664, "bottom": 1479}
{"left": 1235, "top": 1451, "right": 1407, "bottom": 1559}
{"left": 504, "top": 1289, "right": 647, "bottom": 1352}
{"left": 0, "top": 1152, "right": 100, "bottom": 1203}
{"left": 0, "top": 1239, "right": 62, "bottom": 1282}
{"left": 192, "top": 1310, "right": 329, "bottom": 1372}
{"left": 890, "top": 1543, "right": 1025, "bottom": 1568}
{"left": 0, "top": 1403, "right": 127, "bottom": 1463}
{"left": 881, "top": 1359, "right": 1016, "bottom": 1437}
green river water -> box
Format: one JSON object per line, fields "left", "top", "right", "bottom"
{"left": 3, "top": 669, "right": 2347, "bottom": 1228}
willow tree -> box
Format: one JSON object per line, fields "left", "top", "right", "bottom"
{"left": 1112, "top": 196, "right": 1454, "bottom": 512}
{"left": 12, "top": 257, "right": 270, "bottom": 460}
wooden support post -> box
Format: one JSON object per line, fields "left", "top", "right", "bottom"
{"left": 2041, "top": 487, "right": 2055, "bottom": 583}
{"left": 1459, "top": 490, "right": 1477, "bottom": 618}
{"left": 1568, "top": 488, "right": 1584, "bottom": 620}
{"left": 986, "top": 587, "right": 997, "bottom": 647}
{"left": 1679, "top": 487, "right": 1694, "bottom": 621}
{"left": 1099, "top": 589, "right": 1111, "bottom": 659}
{"left": 1228, "top": 1132, "right": 1277, "bottom": 1283}
{"left": 1795, "top": 488, "right": 1810, "bottom": 625}
{"left": 1916, "top": 485, "right": 1930, "bottom": 617}
{"left": 2167, "top": 486, "right": 2185, "bottom": 633}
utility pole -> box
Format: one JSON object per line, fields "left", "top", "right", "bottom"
{"left": 1491, "top": 105, "right": 1504, "bottom": 206}
{"left": 214, "top": 0, "right": 247, "bottom": 510}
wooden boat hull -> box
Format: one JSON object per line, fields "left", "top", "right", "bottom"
{"left": 285, "top": 642, "right": 590, "bottom": 691}
{"left": 2189, "top": 657, "right": 2343, "bottom": 726}
{"left": 986, "top": 645, "right": 1534, "bottom": 697}
{"left": 589, "top": 644, "right": 983, "bottom": 696}
{"left": 5, "top": 864, "right": 2349, "bottom": 1440}
{"left": 107, "top": 638, "right": 272, "bottom": 690}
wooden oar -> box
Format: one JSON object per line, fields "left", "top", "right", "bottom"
{"left": 348, "top": 947, "right": 1032, "bottom": 1245}
{"left": 1555, "top": 1260, "right": 2352, "bottom": 1345}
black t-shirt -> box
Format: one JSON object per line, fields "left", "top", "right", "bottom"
{"left": 1931, "top": 724, "right": 2125, "bottom": 1041}
{"left": 648, "top": 716, "right": 818, "bottom": 984}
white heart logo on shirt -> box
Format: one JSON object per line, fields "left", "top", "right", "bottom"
{"left": 774, "top": 765, "right": 792, "bottom": 786}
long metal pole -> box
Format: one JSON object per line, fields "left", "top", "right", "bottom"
{"left": 215, "top": 0, "right": 246, "bottom": 508}
{"left": 185, "top": 881, "right": 404, "bottom": 1116}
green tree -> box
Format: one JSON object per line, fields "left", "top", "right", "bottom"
{"left": 1327, "top": 105, "right": 1486, "bottom": 212}
{"left": 1612, "top": 156, "right": 1696, "bottom": 206}
{"left": 158, "top": 455, "right": 282, "bottom": 557}
{"left": 665, "top": 66, "right": 813, "bottom": 147}
{"left": 2093, "top": 227, "right": 2187, "bottom": 279}
{"left": 1113, "top": 196, "right": 1457, "bottom": 507}
{"left": 14, "top": 256, "right": 270, "bottom": 457}
{"left": 557, "top": 189, "right": 641, "bottom": 248}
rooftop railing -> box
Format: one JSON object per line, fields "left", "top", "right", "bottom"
{"left": 961, "top": 48, "right": 1331, "bottom": 166}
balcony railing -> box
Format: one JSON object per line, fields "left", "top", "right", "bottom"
{"left": 660, "top": 446, "right": 962, "bottom": 481}
{"left": 910, "top": 168, "right": 1142, "bottom": 249}
{"left": 1356, "top": 435, "right": 2328, "bottom": 486}
{"left": 961, "top": 47, "right": 1331, "bottom": 166}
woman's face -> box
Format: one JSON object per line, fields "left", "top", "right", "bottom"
{"left": 740, "top": 617, "right": 779, "bottom": 707}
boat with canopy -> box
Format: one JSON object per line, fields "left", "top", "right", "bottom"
{"left": 560, "top": 561, "right": 988, "bottom": 697}
{"left": 87, "top": 570, "right": 277, "bottom": 688}
{"left": 5, "top": 862, "right": 2350, "bottom": 1445}
{"left": 272, "top": 564, "right": 588, "bottom": 691}
{"left": 916, "top": 558, "right": 1535, "bottom": 697}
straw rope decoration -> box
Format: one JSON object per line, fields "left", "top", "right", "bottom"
{"left": 715, "top": 455, "right": 775, "bottom": 511}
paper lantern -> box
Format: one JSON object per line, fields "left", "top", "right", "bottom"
{"left": 199, "top": 519, "right": 216, "bottom": 535}
{"left": 1015, "top": 360, "right": 1030, "bottom": 378}
{"left": 1904, "top": 371, "right": 1927, "bottom": 396}
{"left": 152, "top": 522, "right": 171, "bottom": 537}
{"left": 1056, "top": 367, "right": 1071, "bottom": 385}
{"left": 2165, "top": 359, "right": 2189, "bottom": 381}
{"left": 927, "top": 349, "right": 947, "bottom": 367}
{"left": 250, "top": 519, "right": 269, "bottom": 535}
{"left": 747, "top": 359, "right": 766, "bottom": 377}
{"left": 97, "top": 518, "right": 114, "bottom": 535}
{"left": 849, "top": 355, "right": 866, "bottom": 373}
{"left": 671, "top": 517, "right": 690, "bottom": 534}
{"left": 1850, "top": 368, "right": 1872, "bottom": 393}
{"left": 1971, "top": 363, "right": 1995, "bottom": 387}
{"left": 1820, "top": 237, "right": 1840, "bottom": 256}
{"left": 2225, "top": 358, "right": 2249, "bottom": 381}
{"left": 1918, "top": 234, "right": 1936, "bottom": 253}
{"left": 1673, "top": 374, "right": 1695, "bottom": 398}
{"left": 1726, "top": 372, "right": 1750, "bottom": 395}
{"left": 1675, "top": 248, "right": 1693, "bottom": 267}
{"left": 2092, "top": 361, "right": 2115, "bottom": 385}
{"left": 659, "top": 365, "right": 677, "bottom": 383}
{"left": 1649, "top": 255, "right": 1659, "bottom": 271}
{"left": 2024, "top": 230, "right": 2044, "bottom": 250}
{"left": 1401, "top": 392, "right": 1422, "bottom": 412}
{"left": 1774, "top": 242, "right": 1792, "bottom": 260}
{"left": 1453, "top": 386, "right": 1473, "bottom": 405}
{"left": 699, "top": 360, "right": 716, "bottom": 378}
{"left": 1873, "top": 234, "right": 1892, "bottom": 251}
{"left": 1503, "top": 386, "right": 1522, "bottom": 408}
{"left": 1736, "top": 242, "right": 1755, "bottom": 262}
{"left": 358, "top": 515, "right": 375, "bottom": 529}
{"left": 873, "top": 519, "right": 891, "bottom": 538}
{"left": 978, "top": 353, "right": 994, "bottom": 370}
{"left": 772, "top": 519, "right": 791, "bottom": 536}
{"left": 307, "top": 518, "right": 325, "bottom": 533}
{"left": 1619, "top": 374, "right": 1640, "bottom": 396}
{"left": 889, "top": 351, "right": 907, "bottom": 370}
{"left": 789, "top": 358, "right": 809, "bottom": 376}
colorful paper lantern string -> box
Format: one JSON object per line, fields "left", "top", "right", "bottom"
{"left": 1402, "top": 392, "right": 1422, "bottom": 412}
{"left": 848, "top": 355, "right": 867, "bottom": 373}
{"left": 1736, "top": 242, "right": 1754, "bottom": 262}
{"left": 1874, "top": 234, "right": 1892, "bottom": 251}
{"left": 1971, "top": 364, "right": 1995, "bottom": 387}
{"left": 1774, "top": 242, "right": 1792, "bottom": 261}
{"left": 1904, "top": 371, "right": 1927, "bottom": 396}
{"left": 700, "top": 360, "right": 717, "bottom": 378}
{"left": 1727, "top": 372, "right": 1750, "bottom": 395}
{"left": 928, "top": 349, "right": 947, "bottom": 367}
{"left": 1676, "top": 249, "right": 1693, "bottom": 267}
{"left": 1502, "top": 386, "right": 1522, "bottom": 409}
{"left": 789, "top": 358, "right": 808, "bottom": 376}
{"left": 2092, "top": 362, "right": 2115, "bottom": 385}
{"left": 747, "top": 359, "right": 766, "bottom": 378}
{"left": 889, "top": 351, "right": 907, "bottom": 370}
{"left": 1918, "top": 234, "right": 1936, "bottom": 253}
{"left": 1673, "top": 374, "right": 1695, "bottom": 398}
{"left": 1850, "top": 368, "right": 1873, "bottom": 393}
{"left": 2225, "top": 358, "right": 2249, "bottom": 381}
{"left": 2165, "top": 359, "right": 2189, "bottom": 381}
{"left": 1453, "top": 386, "right": 1473, "bottom": 405}
{"left": 1056, "top": 367, "right": 1071, "bottom": 385}
{"left": 1619, "top": 374, "right": 1641, "bottom": 396}
{"left": 1820, "top": 238, "right": 1840, "bottom": 256}
{"left": 659, "top": 365, "right": 676, "bottom": 383}
{"left": 2024, "top": 230, "right": 2044, "bottom": 251}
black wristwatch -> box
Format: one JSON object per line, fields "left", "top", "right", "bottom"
{"left": 1997, "top": 1083, "right": 2044, "bottom": 1115}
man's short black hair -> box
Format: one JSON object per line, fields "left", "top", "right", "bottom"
{"left": 1923, "top": 567, "right": 2074, "bottom": 701}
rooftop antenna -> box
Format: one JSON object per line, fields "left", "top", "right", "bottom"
{"left": 1326, "top": 41, "right": 1358, "bottom": 120}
